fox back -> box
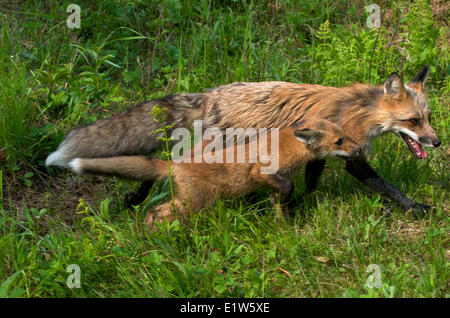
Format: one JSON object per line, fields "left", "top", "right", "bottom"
{"left": 46, "top": 66, "right": 439, "bottom": 168}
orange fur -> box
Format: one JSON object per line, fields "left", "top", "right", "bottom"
{"left": 71, "top": 119, "right": 361, "bottom": 228}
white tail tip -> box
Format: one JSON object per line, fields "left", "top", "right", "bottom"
{"left": 45, "top": 141, "right": 73, "bottom": 167}
{"left": 45, "top": 149, "right": 70, "bottom": 167}
{"left": 69, "top": 158, "right": 83, "bottom": 174}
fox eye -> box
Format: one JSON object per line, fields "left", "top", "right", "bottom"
{"left": 335, "top": 138, "right": 343, "bottom": 145}
{"left": 409, "top": 118, "right": 419, "bottom": 125}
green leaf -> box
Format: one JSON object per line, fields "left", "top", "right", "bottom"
{"left": 99, "top": 198, "right": 111, "bottom": 220}
{"left": 104, "top": 60, "right": 121, "bottom": 69}
{"left": 149, "top": 192, "right": 169, "bottom": 205}
{"left": 214, "top": 274, "right": 227, "bottom": 294}
{"left": 24, "top": 172, "right": 33, "bottom": 178}
{"left": 8, "top": 288, "right": 25, "bottom": 298}
{"left": 0, "top": 271, "right": 23, "bottom": 298}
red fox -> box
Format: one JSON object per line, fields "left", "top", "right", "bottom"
{"left": 46, "top": 65, "right": 440, "bottom": 217}
{"left": 68, "top": 119, "right": 361, "bottom": 227}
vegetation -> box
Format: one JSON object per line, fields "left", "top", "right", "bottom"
{"left": 0, "top": 0, "right": 448, "bottom": 297}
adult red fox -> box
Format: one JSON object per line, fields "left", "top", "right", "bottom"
{"left": 68, "top": 119, "right": 362, "bottom": 227}
{"left": 46, "top": 65, "right": 440, "bottom": 217}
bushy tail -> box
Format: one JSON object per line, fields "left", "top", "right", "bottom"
{"left": 46, "top": 94, "right": 205, "bottom": 168}
{"left": 69, "top": 156, "right": 169, "bottom": 181}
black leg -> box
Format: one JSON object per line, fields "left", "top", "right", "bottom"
{"left": 124, "top": 180, "right": 154, "bottom": 208}
{"left": 260, "top": 173, "right": 294, "bottom": 203}
{"left": 266, "top": 174, "right": 294, "bottom": 219}
{"left": 305, "top": 159, "right": 326, "bottom": 194}
{"left": 345, "top": 156, "right": 431, "bottom": 217}
{"left": 289, "top": 159, "right": 326, "bottom": 208}
{"left": 277, "top": 175, "right": 294, "bottom": 204}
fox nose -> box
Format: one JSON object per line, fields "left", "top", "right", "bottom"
{"left": 354, "top": 146, "right": 362, "bottom": 156}
{"left": 433, "top": 140, "right": 441, "bottom": 148}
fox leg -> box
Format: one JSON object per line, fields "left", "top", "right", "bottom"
{"left": 270, "top": 175, "right": 294, "bottom": 219}
{"left": 305, "top": 160, "right": 326, "bottom": 193}
{"left": 125, "top": 181, "right": 153, "bottom": 208}
{"left": 289, "top": 159, "right": 326, "bottom": 208}
{"left": 145, "top": 199, "right": 186, "bottom": 229}
{"left": 345, "top": 156, "right": 430, "bottom": 218}
{"left": 252, "top": 172, "right": 294, "bottom": 219}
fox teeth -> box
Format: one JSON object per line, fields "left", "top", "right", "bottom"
{"left": 401, "top": 133, "right": 427, "bottom": 159}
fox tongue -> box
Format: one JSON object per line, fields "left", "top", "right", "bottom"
{"left": 416, "top": 142, "right": 427, "bottom": 159}
{"left": 410, "top": 139, "right": 427, "bottom": 159}
{"left": 401, "top": 133, "right": 427, "bottom": 159}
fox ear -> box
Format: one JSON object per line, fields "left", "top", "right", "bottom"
{"left": 384, "top": 72, "right": 406, "bottom": 99}
{"left": 408, "top": 65, "right": 430, "bottom": 93}
{"left": 294, "top": 129, "right": 324, "bottom": 145}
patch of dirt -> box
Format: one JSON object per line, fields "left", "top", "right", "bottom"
{"left": 391, "top": 219, "right": 426, "bottom": 238}
{"left": 430, "top": 0, "right": 449, "bottom": 27}
{"left": 1, "top": 170, "right": 121, "bottom": 232}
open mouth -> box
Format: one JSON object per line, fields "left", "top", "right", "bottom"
{"left": 400, "top": 133, "right": 427, "bottom": 159}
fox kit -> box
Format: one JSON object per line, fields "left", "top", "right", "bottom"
{"left": 69, "top": 119, "right": 361, "bottom": 227}
{"left": 47, "top": 65, "right": 440, "bottom": 216}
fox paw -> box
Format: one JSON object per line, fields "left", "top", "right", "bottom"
{"left": 144, "top": 212, "right": 158, "bottom": 230}
{"left": 410, "top": 203, "right": 433, "bottom": 219}
{"left": 381, "top": 204, "right": 394, "bottom": 218}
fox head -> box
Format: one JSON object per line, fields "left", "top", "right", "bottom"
{"left": 379, "top": 65, "right": 441, "bottom": 159}
{"left": 294, "top": 120, "right": 362, "bottom": 159}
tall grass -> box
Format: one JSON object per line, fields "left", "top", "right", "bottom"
{"left": 0, "top": 24, "right": 34, "bottom": 166}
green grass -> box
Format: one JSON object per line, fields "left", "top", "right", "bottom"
{"left": 0, "top": 0, "right": 448, "bottom": 298}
